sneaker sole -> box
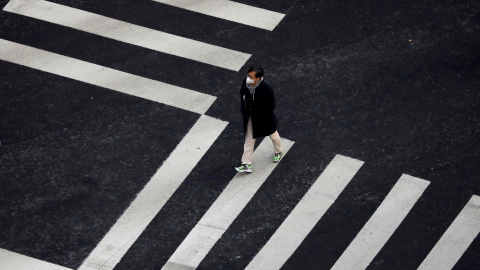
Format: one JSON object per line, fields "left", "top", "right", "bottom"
{"left": 235, "top": 168, "right": 252, "bottom": 173}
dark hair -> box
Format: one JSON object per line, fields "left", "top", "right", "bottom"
{"left": 247, "top": 66, "right": 264, "bottom": 78}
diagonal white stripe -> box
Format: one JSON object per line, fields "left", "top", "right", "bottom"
{"left": 0, "top": 39, "right": 216, "bottom": 115}
{"left": 3, "top": 0, "right": 251, "bottom": 71}
{"left": 152, "top": 0, "right": 285, "bottom": 31}
{"left": 418, "top": 195, "right": 480, "bottom": 270}
{"left": 0, "top": 248, "right": 72, "bottom": 270}
{"left": 331, "top": 174, "right": 430, "bottom": 270}
{"left": 246, "top": 154, "right": 364, "bottom": 270}
{"left": 78, "top": 115, "right": 228, "bottom": 270}
{"left": 163, "top": 138, "right": 295, "bottom": 270}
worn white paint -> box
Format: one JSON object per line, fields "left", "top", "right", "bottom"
{"left": 3, "top": 0, "right": 251, "bottom": 71}
{"left": 0, "top": 39, "right": 216, "bottom": 114}
{"left": 0, "top": 248, "right": 72, "bottom": 270}
{"left": 331, "top": 174, "right": 430, "bottom": 270}
{"left": 246, "top": 155, "right": 364, "bottom": 270}
{"left": 78, "top": 115, "right": 228, "bottom": 270}
{"left": 418, "top": 195, "right": 480, "bottom": 270}
{"left": 163, "top": 138, "right": 295, "bottom": 270}
{"left": 152, "top": 0, "right": 285, "bottom": 31}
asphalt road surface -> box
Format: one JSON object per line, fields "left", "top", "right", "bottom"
{"left": 0, "top": 0, "right": 479, "bottom": 269}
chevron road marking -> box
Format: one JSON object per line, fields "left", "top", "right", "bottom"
{"left": 418, "top": 195, "right": 480, "bottom": 270}
{"left": 162, "top": 138, "right": 294, "bottom": 270}
{"left": 0, "top": 39, "right": 216, "bottom": 114}
{"left": 0, "top": 248, "right": 72, "bottom": 270}
{"left": 78, "top": 115, "right": 228, "bottom": 270}
{"left": 152, "top": 0, "right": 285, "bottom": 31}
{"left": 245, "top": 154, "right": 364, "bottom": 270}
{"left": 3, "top": 0, "right": 251, "bottom": 71}
{"left": 331, "top": 174, "right": 430, "bottom": 270}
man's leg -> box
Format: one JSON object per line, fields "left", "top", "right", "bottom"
{"left": 236, "top": 117, "right": 255, "bottom": 172}
{"left": 269, "top": 131, "right": 282, "bottom": 154}
{"left": 241, "top": 117, "right": 255, "bottom": 164}
{"left": 270, "top": 131, "right": 283, "bottom": 162}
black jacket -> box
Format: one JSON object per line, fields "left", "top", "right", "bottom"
{"left": 240, "top": 79, "right": 278, "bottom": 138}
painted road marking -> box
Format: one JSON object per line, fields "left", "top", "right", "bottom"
{"left": 3, "top": 0, "right": 251, "bottom": 71}
{"left": 78, "top": 115, "right": 227, "bottom": 270}
{"left": 0, "top": 248, "right": 72, "bottom": 270}
{"left": 418, "top": 195, "right": 480, "bottom": 270}
{"left": 0, "top": 39, "right": 216, "bottom": 114}
{"left": 331, "top": 174, "right": 430, "bottom": 270}
{"left": 245, "top": 154, "right": 364, "bottom": 270}
{"left": 162, "top": 138, "right": 295, "bottom": 270}
{"left": 152, "top": 0, "right": 285, "bottom": 31}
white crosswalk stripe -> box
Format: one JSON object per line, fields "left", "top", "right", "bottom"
{"left": 0, "top": 248, "right": 72, "bottom": 270}
{"left": 3, "top": 0, "right": 251, "bottom": 71}
{"left": 0, "top": 39, "right": 216, "bottom": 114}
{"left": 331, "top": 174, "right": 430, "bottom": 270}
{"left": 245, "top": 154, "right": 364, "bottom": 270}
{"left": 78, "top": 115, "right": 228, "bottom": 270}
{"left": 152, "top": 0, "right": 286, "bottom": 31}
{"left": 163, "top": 138, "right": 295, "bottom": 270}
{"left": 418, "top": 195, "right": 480, "bottom": 270}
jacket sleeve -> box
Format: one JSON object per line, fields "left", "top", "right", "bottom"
{"left": 240, "top": 83, "right": 246, "bottom": 113}
{"left": 266, "top": 85, "right": 276, "bottom": 112}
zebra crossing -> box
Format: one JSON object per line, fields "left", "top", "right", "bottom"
{"left": 78, "top": 115, "right": 227, "bottom": 270}
{"left": 150, "top": 0, "right": 285, "bottom": 31}
{"left": 418, "top": 195, "right": 480, "bottom": 270}
{"left": 1, "top": 147, "right": 479, "bottom": 269}
{"left": 0, "top": 39, "right": 216, "bottom": 114}
{"left": 245, "top": 155, "right": 364, "bottom": 270}
{"left": 163, "top": 139, "right": 294, "bottom": 270}
{"left": 0, "top": 0, "right": 479, "bottom": 269}
{"left": 331, "top": 175, "right": 430, "bottom": 270}
{"left": 4, "top": 0, "right": 251, "bottom": 71}
{"left": 0, "top": 0, "right": 288, "bottom": 269}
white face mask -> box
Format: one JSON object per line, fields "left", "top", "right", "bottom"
{"left": 246, "top": 77, "right": 255, "bottom": 84}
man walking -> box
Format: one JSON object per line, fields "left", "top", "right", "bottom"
{"left": 235, "top": 66, "right": 283, "bottom": 173}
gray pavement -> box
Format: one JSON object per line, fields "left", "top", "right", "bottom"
{"left": 0, "top": 0, "right": 479, "bottom": 269}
